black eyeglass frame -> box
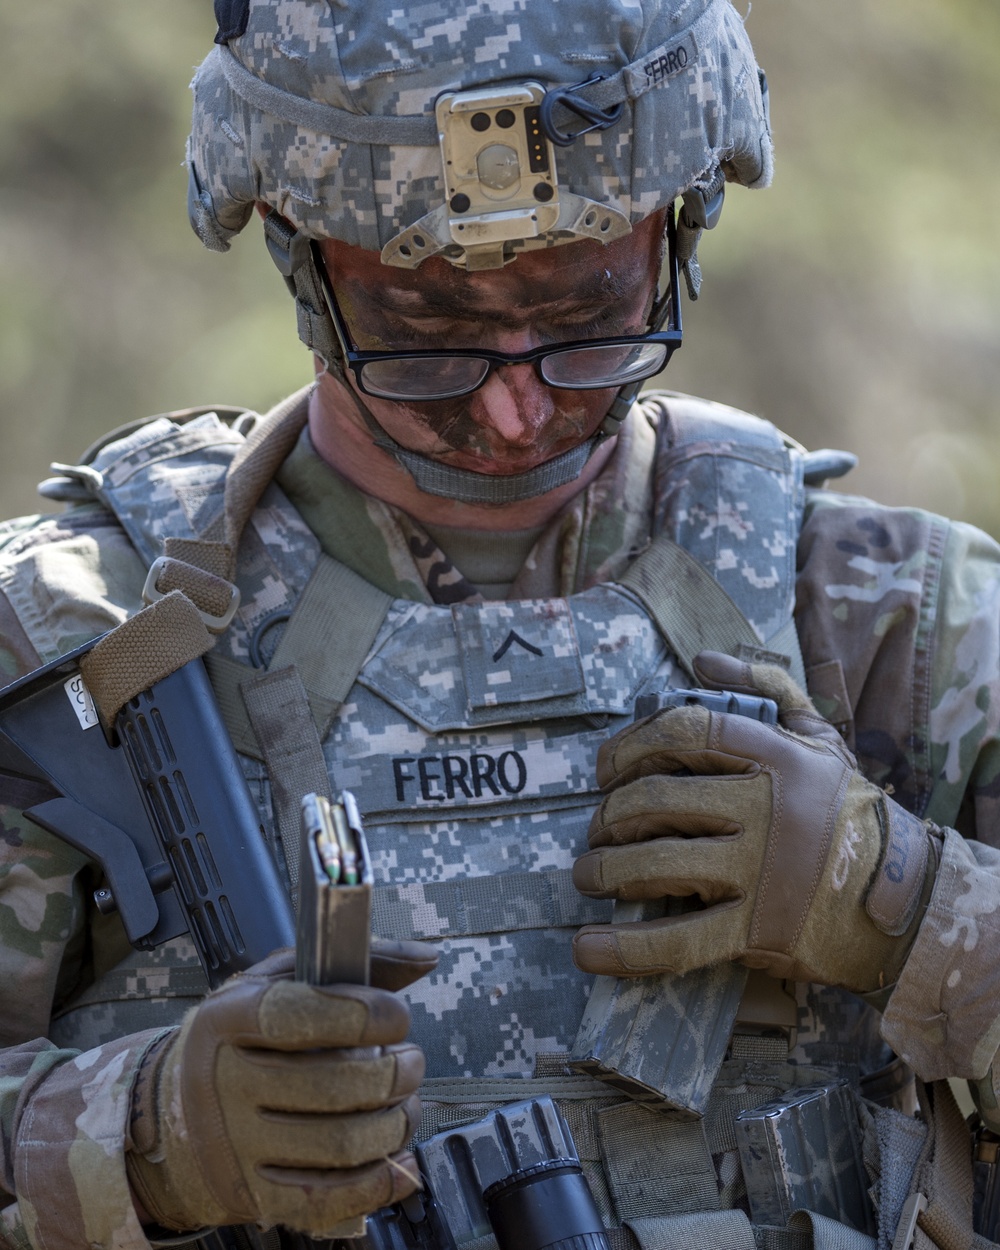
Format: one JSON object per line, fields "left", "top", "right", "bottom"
{"left": 315, "top": 206, "right": 683, "bottom": 403}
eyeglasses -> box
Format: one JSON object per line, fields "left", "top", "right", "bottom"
{"left": 316, "top": 210, "right": 682, "bottom": 403}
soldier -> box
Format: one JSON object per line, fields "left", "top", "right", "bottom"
{"left": 0, "top": 2, "right": 998, "bottom": 1249}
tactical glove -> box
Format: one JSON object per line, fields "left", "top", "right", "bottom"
{"left": 127, "top": 939, "right": 437, "bottom": 1236}
{"left": 573, "top": 651, "right": 940, "bottom": 993}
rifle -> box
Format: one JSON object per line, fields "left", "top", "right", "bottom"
{"left": 0, "top": 638, "right": 369, "bottom": 990}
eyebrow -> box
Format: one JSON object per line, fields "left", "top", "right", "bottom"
{"left": 361, "top": 269, "right": 639, "bottom": 324}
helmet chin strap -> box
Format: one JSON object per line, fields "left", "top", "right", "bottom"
{"left": 342, "top": 372, "right": 642, "bottom": 507}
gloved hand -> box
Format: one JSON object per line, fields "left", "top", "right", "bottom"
{"left": 572, "top": 651, "right": 941, "bottom": 993}
{"left": 127, "top": 938, "right": 438, "bottom": 1235}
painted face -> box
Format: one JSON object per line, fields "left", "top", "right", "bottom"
{"left": 316, "top": 213, "right": 665, "bottom": 476}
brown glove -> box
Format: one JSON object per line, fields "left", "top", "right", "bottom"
{"left": 573, "top": 651, "right": 940, "bottom": 993}
{"left": 127, "top": 938, "right": 437, "bottom": 1236}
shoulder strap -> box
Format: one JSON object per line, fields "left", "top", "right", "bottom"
{"left": 204, "top": 553, "right": 393, "bottom": 758}
{"left": 618, "top": 532, "right": 807, "bottom": 688}
{"left": 631, "top": 392, "right": 809, "bottom": 687}
{"left": 76, "top": 387, "right": 393, "bottom": 738}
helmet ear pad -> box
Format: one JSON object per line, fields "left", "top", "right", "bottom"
{"left": 720, "top": 69, "right": 773, "bottom": 191}
{"left": 186, "top": 144, "right": 252, "bottom": 254}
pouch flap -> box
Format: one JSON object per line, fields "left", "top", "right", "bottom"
{"left": 452, "top": 598, "right": 584, "bottom": 710}
{"left": 358, "top": 585, "right": 667, "bottom": 732}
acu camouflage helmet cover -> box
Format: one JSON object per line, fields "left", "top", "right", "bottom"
{"left": 187, "top": 0, "right": 772, "bottom": 270}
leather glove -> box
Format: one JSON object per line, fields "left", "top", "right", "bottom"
{"left": 573, "top": 651, "right": 941, "bottom": 993}
{"left": 127, "top": 938, "right": 438, "bottom": 1236}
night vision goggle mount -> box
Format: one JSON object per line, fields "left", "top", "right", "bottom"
{"left": 382, "top": 81, "right": 632, "bottom": 271}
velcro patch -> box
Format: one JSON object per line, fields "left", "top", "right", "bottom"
{"left": 452, "top": 599, "right": 585, "bottom": 712}
{"left": 624, "top": 32, "right": 699, "bottom": 97}
{"left": 866, "top": 800, "right": 931, "bottom": 937}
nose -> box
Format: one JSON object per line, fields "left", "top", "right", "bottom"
{"left": 472, "top": 361, "right": 556, "bottom": 448}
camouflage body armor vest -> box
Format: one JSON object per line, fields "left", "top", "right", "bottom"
{"left": 37, "top": 394, "right": 915, "bottom": 1249}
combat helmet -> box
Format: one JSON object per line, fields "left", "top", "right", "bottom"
{"left": 188, "top": 0, "right": 772, "bottom": 502}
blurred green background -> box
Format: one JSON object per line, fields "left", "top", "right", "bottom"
{"left": 1, "top": 1, "right": 998, "bottom": 530}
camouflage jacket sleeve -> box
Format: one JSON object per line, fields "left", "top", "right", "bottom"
{"left": 0, "top": 798, "right": 168, "bottom": 1250}
{"left": 0, "top": 508, "right": 163, "bottom": 1249}
{"left": 797, "top": 492, "right": 1000, "bottom": 1119}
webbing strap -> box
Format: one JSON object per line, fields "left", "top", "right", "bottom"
{"left": 202, "top": 652, "right": 265, "bottom": 758}
{"left": 618, "top": 534, "right": 807, "bottom": 688}
{"left": 627, "top": 1211, "right": 755, "bottom": 1250}
{"left": 269, "top": 553, "right": 393, "bottom": 720}
{"left": 627, "top": 1209, "right": 877, "bottom": 1250}
{"left": 619, "top": 535, "right": 760, "bottom": 669}
{"left": 608, "top": 1233, "right": 641, "bottom": 1250}
{"left": 786, "top": 1211, "right": 875, "bottom": 1250}
{"left": 52, "top": 966, "right": 209, "bottom": 1017}
{"left": 146, "top": 558, "right": 237, "bottom": 622}
{"left": 769, "top": 617, "right": 808, "bottom": 691}
{"left": 909, "top": 1080, "right": 992, "bottom": 1250}
{"left": 160, "top": 537, "right": 232, "bottom": 582}
{"left": 372, "top": 867, "right": 613, "bottom": 941}
{"left": 599, "top": 1102, "right": 719, "bottom": 1221}
{"left": 240, "top": 665, "right": 332, "bottom": 905}
{"left": 756, "top": 1229, "right": 811, "bottom": 1250}
{"left": 78, "top": 592, "right": 214, "bottom": 725}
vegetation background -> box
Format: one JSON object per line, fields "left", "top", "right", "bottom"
{"left": 1, "top": 1, "right": 998, "bottom": 531}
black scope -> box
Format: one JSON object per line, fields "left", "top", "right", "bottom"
{"left": 484, "top": 1158, "right": 611, "bottom": 1250}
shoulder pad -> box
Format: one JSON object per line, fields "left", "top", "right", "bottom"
{"left": 37, "top": 404, "right": 257, "bottom": 504}
{"left": 642, "top": 389, "right": 857, "bottom": 487}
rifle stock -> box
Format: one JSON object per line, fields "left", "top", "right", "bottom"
{"left": 0, "top": 639, "right": 296, "bottom": 987}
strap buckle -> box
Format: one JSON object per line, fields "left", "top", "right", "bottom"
{"left": 263, "top": 210, "right": 312, "bottom": 281}
{"left": 142, "top": 555, "right": 241, "bottom": 633}
{"left": 539, "top": 74, "right": 624, "bottom": 147}
{"left": 891, "top": 1192, "right": 928, "bottom": 1250}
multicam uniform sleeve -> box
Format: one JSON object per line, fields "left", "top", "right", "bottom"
{"left": 0, "top": 804, "right": 165, "bottom": 1250}
{"left": 0, "top": 512, "right": 162, "bottom": 1249}
{"left": 797, "top": 496, "right": 1000, "bottom": 1127}
{"left": 878, "top": 520, "right": 1000, "bottom": 1122}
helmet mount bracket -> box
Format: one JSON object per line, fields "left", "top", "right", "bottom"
{"left": 381, "top": 80, "right": 631, "bottom": 272}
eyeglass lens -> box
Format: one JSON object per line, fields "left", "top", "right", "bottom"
{"left": 359, "top": 356, "right": 490, "bottom": 401}
{"left": 541, "top": 341, "right": 668, "bottom": 388}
